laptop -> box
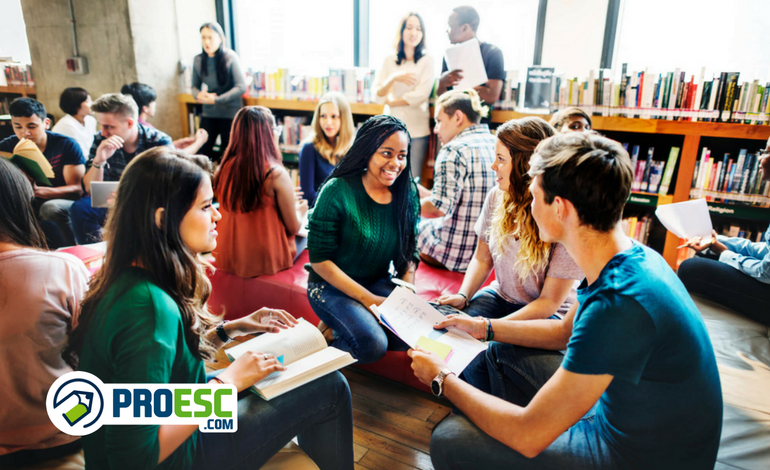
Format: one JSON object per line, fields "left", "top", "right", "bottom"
{"left": 90, "top": 181, "right": 119, "bottom": 208}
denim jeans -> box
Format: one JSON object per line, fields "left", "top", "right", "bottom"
{"left": 307, "top": 278, "right": 409, "bottom": 364}
{"left": 679, "top": 255, "right": 770, "bottom": 327}
{"left": 70, "top": 195, "right": 108, "bottom": 244}
{"left": 465, "top": 287, "right": 525, "bottom": 319}
{"left": 37, "top": 199, "right": 77, "bottom": 247}
{"left": 434, "top": 343, "right": 622, "bottom": 469}
{"left": 193, "top": 371, "right": 354, "bottom": 470}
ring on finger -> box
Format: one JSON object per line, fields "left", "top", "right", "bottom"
{"left": 263, "top": 354, "right": 269, "bottom": 360}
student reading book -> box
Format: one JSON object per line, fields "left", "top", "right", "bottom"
{"left": 0, "top": 138, "right": 54, "bottom": 186}
{"left": 226, "top": 318, "right": 355, "bottom": 400}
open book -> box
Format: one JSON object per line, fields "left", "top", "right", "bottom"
{"left": 0, "top": 139, "right": 54, "bottom": 186}
{"left": 372, "top": 287, "right": 488, "bottom": 375}
{"left": 225, "top": 318, "right": 355, "bottom": 400}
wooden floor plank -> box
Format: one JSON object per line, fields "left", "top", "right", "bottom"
{"left": 353, "top": 443, "right": 369, "bottom": 463}
{"left": 353, "top": 395, "right": 434, "bottom": 438}
{"left": 353, "top": 426, "right": 434, "bottom": 470}
{"left": 353, "top": 409, "right": 431, "bottom": 453}
{"left": 359, "top": 450, "right": 423, "bottom": 470}
{"left": 342, "top": 369, "right": 447, "bottom": 417}
{"left": 427, "top": 406, "right": 452, "bottom": 425}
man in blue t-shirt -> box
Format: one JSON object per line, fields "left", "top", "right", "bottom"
{"left": 0, "top": 98, "right": 85, "bottom": 247}
{"left": 410, "top": 132, "right": 722, "bottom": 469}
{"left": 70, "top": 93, "right": 172, "bottom": 244}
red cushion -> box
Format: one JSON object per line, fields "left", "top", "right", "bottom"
{"left": 207, "top": 253, "right": 493, "bottom": 392}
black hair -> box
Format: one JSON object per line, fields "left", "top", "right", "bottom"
{"left": 199, "top": 22, "right": 229, "bottom": 87}
{"left": 0, "top": 158, "right": 47, "bottom": 249}
{"left": 120, "top": 82, "right": 157, "bottom": 111}
{"left": 395, "top": 13, "right": 426, "bottom": 65}
{"left": 453, "top": 6, "right": 480, "bottom": 32}
{"left": 9, "top": 97, "right": 46, "bottom": 121}
{"left": 59, "top": 87, "right": 89, "bottom": 116}
{"left": 325, "top": 115, "right": 417, "bottom": 277}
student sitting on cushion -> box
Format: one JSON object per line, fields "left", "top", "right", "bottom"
{"left": 0, "top": 98, "right": 85, "bottom": 247}
{"left": 678, "top": 138, "right": 770, "bottom": 326}
{"left": 0, "top": 158, "right": 89, "bottom": 466}
{"left": 70, "top": 93, "right": 173, "bottom": 244}
{"left": 410, "top": 132, "right": 722, "bottom": 469}
{"left": 64, "top": 147, "right": 354, "bottom": 470}
{"left": 299, "top": 92, "right": 355, "bottom": 207}
{"left": 436, "top": 117, "right": 583, "bottom": 321}
{"left": 307, "top": 115, "right": 419, "bottom": 364}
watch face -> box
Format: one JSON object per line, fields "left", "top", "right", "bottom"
{"left": 431, "top": 379, "right": 441, "bottom": 397}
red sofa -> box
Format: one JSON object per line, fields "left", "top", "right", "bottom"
{"left": 208, "top": 251, "right": 492, "bottom": 392}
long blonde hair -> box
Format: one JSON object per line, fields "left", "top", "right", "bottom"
{"left": 310, "top": 92, "right": 355, "bottom": 164}
{"left": 489, "top": 117, "right": 556, "bottom": 281}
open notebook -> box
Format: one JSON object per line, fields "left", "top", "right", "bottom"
{"left": 225, "top": 318, "right": 355, "bottom": 400}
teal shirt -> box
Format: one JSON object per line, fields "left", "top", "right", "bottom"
{"left": 563, "top": 242, "right": 722, "bottom": 469}
{"left": 308, "top": 175, "right": 419, "bottom": 284}
{"left": 79, "top": 268, "right": 206, "bottom": 470}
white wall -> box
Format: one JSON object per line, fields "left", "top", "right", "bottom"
{"left": 541, "top": 0, "right": 608, "bottom": 80}
{"left": 0, "top": 0, "right": 31, "bottom": 64}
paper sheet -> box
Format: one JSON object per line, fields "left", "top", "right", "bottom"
{"left": 374, "top": 287, "right": 487, "bottom": 375}
{"left": 226, "top": 318, "right": 326, "bottom": 366}
{"left": 444, "top": 38, "right": 488, "bottom": 90}
{"left": 654, "top": 198, "right": 713, "bottom": 239}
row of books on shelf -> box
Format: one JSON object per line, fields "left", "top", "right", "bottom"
{"left": 248, "top": 68, "right": 376, "bottom": 104}
{"left": 521, "top": 65, "right": 770, "bottom": 124}
{"left": 1, "top": 63, "right": 34, "bottom": 87}
{"left": 0, "top": 96, "right": 13, "bottom": 115}
{"left": 621, "top": 216, "right": 652, "bottom": 245}
{"left": 690, "top": 148, "right": 769, "bottom": 207}
{"left": 279, "top": 116, "right": 312, "bottom": 152}
{"left": 623, "top": 144, "right": 680, "bottom": 195}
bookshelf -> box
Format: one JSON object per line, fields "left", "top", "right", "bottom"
{"left": 0, "top": 85, "right": 36, "bottom": 97}
{"left": 178, "top": 93, "right": 770, "bottom": 268}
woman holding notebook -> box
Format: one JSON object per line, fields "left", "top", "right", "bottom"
{"left": 64, "top": 148, "right": 353, "bottom": 470}
{"left": 307, "top": 115, "right": 420, "bottom": 364}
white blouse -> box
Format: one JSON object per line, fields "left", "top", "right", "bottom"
{"left": 52, "top": 114, "right": 97, "bottom": 157}
{"left": 372, "top": 53, "right": 435, "bottom": 138}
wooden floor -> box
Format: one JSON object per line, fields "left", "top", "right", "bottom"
{"left": 208, "top": 343, "right": 451, "bottom": 470}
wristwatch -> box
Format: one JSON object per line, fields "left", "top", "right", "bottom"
{"left": 431, "top": 368, "right": 455, "bottom": 398}
{"left": 216, "top": 320, "right": 233, "bottom": 344}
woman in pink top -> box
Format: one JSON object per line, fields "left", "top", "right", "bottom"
{"left": 0, "top": 158, "right": 90, "bottom": 466}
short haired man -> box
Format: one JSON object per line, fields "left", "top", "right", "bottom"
{"left": 410, "top": 132, "right": 723, "bottom": 469}
{"left": 70, "top": 93, "right": 173, "bottom": 243}
{"left": 417, "top": 89, "right": 496, "bottom": 272}
{"left": 0, "top": 98, "right": 85, "bottom": 247}
{"left": 438, "top": 6, "right": 505, "bottom": 110}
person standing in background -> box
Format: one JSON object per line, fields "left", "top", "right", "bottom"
{"left": 372, "top": 12, "right": 435, "bottom": 180}
{"left": 437, "top": 6, "right": 505, "bottom": 115}
{"left": 192, "top": 21, "right": 247, "bottom": 162}
{"left": 52, "top": 87, "right": 97, "bottom": 157}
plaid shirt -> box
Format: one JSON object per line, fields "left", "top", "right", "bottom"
{"left": 418, "top": 124, "right": 496, "bottom": 271}
{"left": 85, "top": 123, "right": 173, "bottom": 182}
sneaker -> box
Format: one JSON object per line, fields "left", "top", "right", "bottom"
{"left": 317, "top": 320, "right": 333, "bottom": 344}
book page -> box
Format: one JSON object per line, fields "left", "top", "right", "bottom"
{"left": 375, "top": 287, "right": 487, "bottom": 375}
{"left": 655, "top": 198, "right": 713, "bottom": 239}
{"left": 226, "top": 318, "right": 326, "bottom": 366}
{"left": 253, "top": 347, "right": 355, "bottom": 400}
{"left": 444, "top": 38, "right": 488, "bottom": 90}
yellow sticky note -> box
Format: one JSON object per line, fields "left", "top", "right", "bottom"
{"left": 416, "top": 336, "right": 453, "bottom": 362}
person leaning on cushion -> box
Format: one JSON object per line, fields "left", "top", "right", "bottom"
{"left": 299, "top": 92, "right": 355, "bottom": 207}
{"left": 436, "top": 117, "right": 583, "bottom": 325}
{"left": 306, "top": 115, "right": 419, "bottom": 364}
{"left": 63, "top": 147, "right": 354, "bottom": 470}
{"left": 411, "top": 132, "right": 722, "bottom": 469}
{"left": 678, "top": 138, "right": 770, "bottom": 326}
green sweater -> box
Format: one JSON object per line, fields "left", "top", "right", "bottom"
{"left": 308, "top": 175, "right": 419, "bottom": 284}
{"left": 79, "top": 268, "right": 206, "bottom": 470}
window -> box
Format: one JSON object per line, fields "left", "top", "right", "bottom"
{"left": 613, "top": 0, "right": 770, "bottom": 81}
{"left": 367, "top": 0, "right": 540, "bottom": 76}
{"left": 0, "top": 0, "right": 31, "bottom": 65}
{"left": 234, "top": 0, "right": 354, "bottom": 73}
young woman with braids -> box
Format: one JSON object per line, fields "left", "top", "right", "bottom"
{"left": 63, "top": 148, "right": 353, "bottom": 470}
{"left": 436, "top": 117, "right": 583, "bottom": 323}
{"left": 307, "top": 115, "right": 419, "bottom": 364}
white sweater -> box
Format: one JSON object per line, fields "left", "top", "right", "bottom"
{"left": 372, "top": 53, "right": 435, "bottom": 138}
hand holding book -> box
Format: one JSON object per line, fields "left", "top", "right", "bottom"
{"left": 216, "top": 351, "right": 287, "bottom": 393}
{"left": 228, "top": 307, "right": 299, "bottom": 336}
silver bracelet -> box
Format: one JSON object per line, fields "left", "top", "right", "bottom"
{"left": 457, "top": 292, "right": 469, "bottom": 308}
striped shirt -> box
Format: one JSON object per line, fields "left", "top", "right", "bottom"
{"left": 417, "top": 124, "right": 496, "bottom": 272}
{"left": 85, "top": 123, "right": 172, "bottom": 182}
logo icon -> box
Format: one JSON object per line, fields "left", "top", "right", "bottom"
{"left": 46, "top": 371, "right": 105, "bottom": 436}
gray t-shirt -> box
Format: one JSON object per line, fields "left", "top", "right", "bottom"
{"left": 0, "top": 248, "right": 89, "bottom": 453}
{"left": 191, "top": 49, "right": 247, "bottom": 119}
{"left": 475, "top": 188, "right": 583, "bottom": 314}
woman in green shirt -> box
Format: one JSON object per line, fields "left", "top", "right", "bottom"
{"left": 64, "top": 147, "right": 353, "bottom": 470}
{"left": 307, "top": 114, "right": 419, "bottom": 364}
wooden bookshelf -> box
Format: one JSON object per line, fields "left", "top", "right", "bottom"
{"left": 0, "top": 85, "right": 36, "bottom": 97}
{"left": 179, "top": 93, "right": 770, "bottom": 268}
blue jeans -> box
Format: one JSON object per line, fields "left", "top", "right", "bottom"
{"left": 193, "top": 371, "right": 353, "bottom": 470}
{"left": 434, "top": 343, "right": 622, "bottom": 469}
{"left": 307, "top": 278, "right": 409, "bottom": 364}
{"left": 466, "top": 287, "right": 524, "bottom": 319}
{"left": 70, "top": 195, "right": 108, "bottom": 244}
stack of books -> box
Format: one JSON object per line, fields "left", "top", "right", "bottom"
{"left": 689, "top": 148, "right": 770, "bottom": 207}
{"left": 1, "top": 63, "right": 34, "bottom": 87}
{"left": 245, "top": 68, "right": 375, "bottom": 104}
{"left": 278, "top": 116, "right": 312, "bottom": 154}
{"left": 624, "top": 145, "right": 680, "bottom": 195}
{"left": 622, "top": 216, "right": 652, "bottom": 245}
